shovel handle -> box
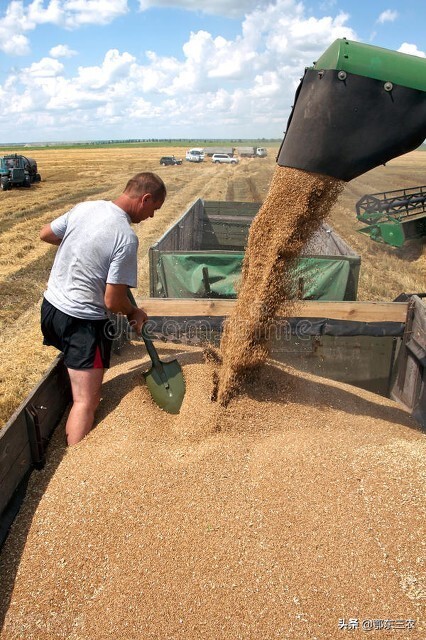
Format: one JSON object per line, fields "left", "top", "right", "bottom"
{"left": 141, "top": 324, "right": 161, "bottom": 366}
{"left": 126, "top": 288, "right": 171, "bottom": 391}
{"left": 127, "top": 288, "right": 137, "bottom": 306}
{"left": 141, "top": 325, "right": 171, "bottom": 390}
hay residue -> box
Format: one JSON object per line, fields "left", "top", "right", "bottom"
{"left": 216, "top": 166, "right": 343, "bottom": 405}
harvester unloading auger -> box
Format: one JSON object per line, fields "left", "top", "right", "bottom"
{"left": 277, "top": 38, "right": 426, "bottom": 180}
{"left": 216, "top": 39, "right": 426, "bottom": 406}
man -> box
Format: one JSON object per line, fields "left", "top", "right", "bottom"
{"left": 40, "top": 171, "right": 166, "bottom": 446}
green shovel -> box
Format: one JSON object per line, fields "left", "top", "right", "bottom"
{"left": 127, "top": 289, "right": 185, "bottom": 414}
{"left": 141, "top": 324, "right": 185, "bottom": 414}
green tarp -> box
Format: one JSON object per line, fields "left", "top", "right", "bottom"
{"left": 155, "top": 253, "right": 359, "bottom": 300}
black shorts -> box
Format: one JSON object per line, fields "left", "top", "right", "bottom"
{"left": 41, "top": 298, "right": 113, "bottom": 370}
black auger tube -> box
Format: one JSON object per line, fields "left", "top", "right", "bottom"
{"left": 277, "top": 68, "right": 426, "bottom": 182}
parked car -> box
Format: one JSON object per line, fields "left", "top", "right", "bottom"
{"left": 185, "top": 148, "right": 204, "bottom": 162}
{"left": 211, "top": 154, "right": 239, "bottom": 164}
{"left": 160, "top": 156, "right": 183, "bottom": 166}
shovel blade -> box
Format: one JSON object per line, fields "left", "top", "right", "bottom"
{"left": 143, "top": 358, "right": 185, "bottom": 414}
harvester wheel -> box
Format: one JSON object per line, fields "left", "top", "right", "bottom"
{"left": 1, "top": 181, "right": 10, "bottom": 191}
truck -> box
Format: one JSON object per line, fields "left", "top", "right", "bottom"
{"left": 0, "top": 154, "right": 41, "bottom": 190}
{"left": 204, "top": 147, "right": 234, "bottom": 157}
{"left": 236, "top": 147, "right": 268, "bottom": 158}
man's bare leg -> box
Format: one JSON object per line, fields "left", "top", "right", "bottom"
{"left": 66, "top": 368, "right": 104, "bottom": 445}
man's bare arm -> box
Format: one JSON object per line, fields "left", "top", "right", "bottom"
{"left": 40, "top": 223, "right": 62, "bottom": 245}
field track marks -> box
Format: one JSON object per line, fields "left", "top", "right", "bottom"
{"left": 226, "top": 161, "right": 265, "bottom": 202}
{"left": 0, "top": 186, "right": 108, "bottom": 236}
{"left": 0, "top": 211, "right": 63, "bottom": 279}
{"left": 0, "top": 249, "right": 56, "bottom": 330}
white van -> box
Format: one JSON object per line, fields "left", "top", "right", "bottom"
{"left": 186, "top": 148, "right": 205, "bottom": 162}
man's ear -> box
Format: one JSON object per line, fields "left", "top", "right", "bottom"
{"left": 141, "top": 192, "right": 152, "bottom": 204}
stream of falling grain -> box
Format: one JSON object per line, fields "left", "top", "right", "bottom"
{"left": 216, "top": 166, "right": 344, "bottom": 405}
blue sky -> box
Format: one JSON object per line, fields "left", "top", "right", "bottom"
{"left": 0, "top": 0, "right": 424, "bottom": 143}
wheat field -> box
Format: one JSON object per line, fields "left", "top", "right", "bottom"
{"left": 0, "top": 145, "right": 425, "bottom": 428}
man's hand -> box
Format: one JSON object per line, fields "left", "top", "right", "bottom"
{"left": 126, "top": 306, "right": 148, "bottom": 336}
{"left": 104, "top": 284, "right": 147, "bottom": 334}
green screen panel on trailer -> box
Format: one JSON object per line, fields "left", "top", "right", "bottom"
{"left": 154, "top": 253, "right": 360, "bottom": 302}
{"left": 277, "top": 39, "right": 426, "bottom": 181}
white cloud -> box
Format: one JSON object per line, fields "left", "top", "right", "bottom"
{"left": 251, "top": 71, "right": 281, "bottom": 98}
{"left": 0, "top": 1, "right": 31, "bottom": 55}
{"left": 0, "top": 0, "right": 362, "bottom": 139}
{"left": 49, "top": 43, "right": 77, "bottom": 57}
{"left": 61, "top": 0, "right": 129, "bottom": 28}
{"left": 77, "top": 49, "right": 135, "bottom": 89}
{"left": 26, "top": 0, "right": 64, "bottom": 26}
{"left": 398, "top": 43, "right": 426, "bottom": 58}
{"left": 137, "top": 0, "right": 266, "bottom": 19}
{"left": 377, "top": 9, "right": 398, "bottom": 24}
{"left": 25, "top": 57, "right": 64, "bottom": 77}
{"left": 0, "top": 0, "right": 128, "bottom": 55}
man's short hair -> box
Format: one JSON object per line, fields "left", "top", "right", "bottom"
{"left": 124, "top": 172, "right": 166, "bottom": 201}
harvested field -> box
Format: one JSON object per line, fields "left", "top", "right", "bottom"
{"left": 0, "top": 341, "right": 425, "bottom": 638}
{"left": 0, "top": 145, "right": 425, "bottom": 426}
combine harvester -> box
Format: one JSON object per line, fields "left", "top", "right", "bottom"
{"left": 355, "top": 185, "right": 426, "bottom": 247}
{"left": 1, "top": 39, "right": 426, "bottom": 547}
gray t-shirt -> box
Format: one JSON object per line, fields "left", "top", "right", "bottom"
{"left": 44, "top": 200, "right": 138, "bottom": 320}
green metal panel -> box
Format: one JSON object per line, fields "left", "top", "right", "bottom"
{"left": 154, "top": 253, "right": 359, "bottom": 301}
{"left": 378, "top": 221, "right": 406, "bottom": 247}
{"left": 357, "top": 222, "right": 405, "bottom": 247}
{"left": 314, "top": 38, "right": 426, "bottom": 92}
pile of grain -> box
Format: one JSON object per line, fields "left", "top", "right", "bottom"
{"left": 0, "top": 341, "right": 425, "bottom": 639}
{"left": 217, "top": 166, "right": 343, "bottom": 405}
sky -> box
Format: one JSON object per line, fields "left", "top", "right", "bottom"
{"left": 0, "top": 0, "right": 425, "bottom": 143}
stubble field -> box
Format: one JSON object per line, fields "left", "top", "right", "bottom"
{"left": 0, "top": 145, "right": 425, "bottom": 428}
